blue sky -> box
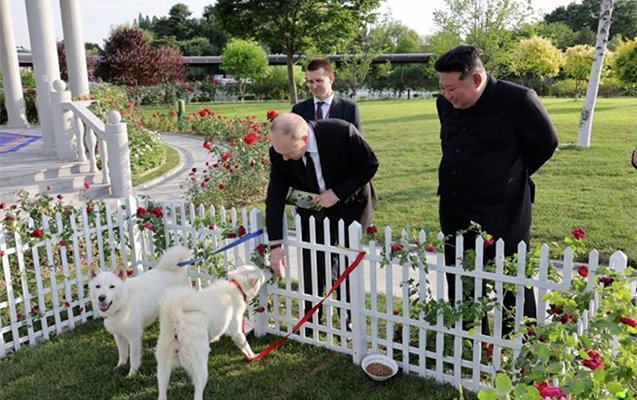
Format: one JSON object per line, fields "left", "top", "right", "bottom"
{"left": 9, "top": 0, "right": 576, "bottom": 49}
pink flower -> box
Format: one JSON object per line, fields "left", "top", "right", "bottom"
{"left": 136, "top": 207, "right": 147, "bottom": 218}
{"left": 32, "top": 228, "right": 43, "bottom": 238}
{"left": 577, "top": 265, "right": 589, "bottom": 277}
{"left": 571, "top": 226, "right": 585, "bottom": 240}
{"left": 142, "top": 222, "right": 153, "bottom": 231}
{"left": 256, "top": 244, "right": 266, "bottom": 254}
{"left": 484, "top": 238, "right": 494, "bottom": 247}
{"left": 426, "top": 245, "right": 436, "bottom": 252}
{"left": 366, "top": 225, "right": 377, "bottom": 234}
{"left": 391, "top": 244, "right": 403, "bottom": 253}
{"left": 84, "top": 182, "right": 90, "bottom": 190}
{"left": 619, "top": 316, "right": 637, "bottom": 327}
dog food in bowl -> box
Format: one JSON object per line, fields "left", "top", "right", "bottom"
{"left": 361, "top": 354, "right": 398, "bottom": 381}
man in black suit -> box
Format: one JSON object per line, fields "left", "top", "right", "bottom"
{"left": 435, "top": 45, "right": 559, "bottom": 337}
{"left": 266, "top": 113, "right": 378, "bottom": 333}
{"left": 292, "top": 57, "right": 361, "bottom": 130}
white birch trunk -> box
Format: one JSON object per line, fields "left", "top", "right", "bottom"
{"left": 577, "top": 0, "right": 615, "bottom": 148}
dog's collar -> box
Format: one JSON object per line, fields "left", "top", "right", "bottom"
{"left": 229, "top": 279, "right": 247, "bottom": 302}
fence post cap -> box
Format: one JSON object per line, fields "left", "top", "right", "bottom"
{"left": 108, "top": 111, "right": 122, "bottom": 124}
{"left": 53, "top": 79, "right": 66, "bottom": 92}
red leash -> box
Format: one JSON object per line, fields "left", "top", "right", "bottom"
{"left": 247, "top": 251, "right": 366, "bottom": 361}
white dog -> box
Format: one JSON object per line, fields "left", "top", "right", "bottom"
{"left": 155, "top": 265, "right": 272, "bottom": 400}
{"left": 88, "top": 246, "right": 192, "bottom": 376}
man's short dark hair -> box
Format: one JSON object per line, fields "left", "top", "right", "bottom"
{"left": 307, "top": 58, "right": 333, "bottom": 75}
{"left": 434, "top": 45, "right": 485, "bottom": 80}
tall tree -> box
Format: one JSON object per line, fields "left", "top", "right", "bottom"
{"left": 153, "top": 3, "right": 198, "bottom": 42}
{"left": 577, "top": 0, "right": 615, "bottom": 148}
{"left": 221, "top": 39, "right": 269, "bottom": 102}
{"left": 96, "top": 27, "right": 185, "bottom": 87}
{"left": 511, "top": 36, "right": 563, "bottom": 80}
{"left": 432, "top": 0, "right": 534, "bottom": 77}
{"left": 213, "top": 0, "right": 382, "bottom": 104}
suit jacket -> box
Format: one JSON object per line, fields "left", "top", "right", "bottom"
{"left": 266, "top": 119, "right": 378, "bottom": 241}
{"left": 436, "top": 74, "right": 558, "bottom": 257}
{"left": 291, "top": 94, "right": 361, "bottom": 131}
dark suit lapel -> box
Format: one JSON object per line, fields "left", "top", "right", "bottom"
{"left": 329, "top": 95, "right": 342, "bottom": 120}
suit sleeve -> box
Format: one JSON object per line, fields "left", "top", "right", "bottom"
{"left": 331, "top": 124, "right": 379, "bottom": 201}
{"left": 518, "top": 90, "right": 559, "bottom": 176}
{"left": 265, "top": 147, "right": 290, "bottom": 241}
{"left": 350, "top": 103, "right": 362, "bottom": 132}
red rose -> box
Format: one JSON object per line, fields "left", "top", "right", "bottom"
{"left": 31, "top": 305, "right": 38, "bottom": 313}
{"left": 426, "top": 245, "right": 436, "bottom": 252}
{"left": 577, "top": 265, "right": 589, "bottom": 277}
{"left": 84, "top": 182, "right": 90, "bottom": 189}
{"left": 203, "top": 141, "right": 211, "bottom": 150}
{"left": 86, "top": 204, "right": 94, "bottom": 213}
{"left": 212, "top": 163, "right": 219, "bottom": 168}
{"left": 32, "top": 228, "right": 43, "bottom": 238}
{"left": 136, "top": 207, "right": 147, "bottom": 218}
{"left": 150, "top": 207, "right": 162, "bottom": 218}
{"left": 201, "top": 182, "right": 206, "bottom": 188}
{"left": 237, "top": 226, "right": 247, "bottom": 236}
{"left": 127, "top": 270, "right": 134, "bottom": 276}
{"left": 219, "top": 183, "right": 225, "bottom": 190}
{"left": 391, "top": 244, "right": 403, "bottom": 253}
{"left": 230, "top": 139, "right": 236, "bottom": 146}
{"left": 582, "top": 348, "right": 604, "bottom": 370}
{"left": 57, "top": 194, "right": 63, "bottom": 200}
{"left": 571, "top": 226, "right": 585, "bottom": 240}
{"left": 244, "top": 132, "right": 257, "bottom": 145}
{"left": 256, "top": 306, "right": 265, "bottom": 313}
{"left": 221, "top": 152, "right": 232, "bottom": 162}
{"left": 142, "top": 222, "right": 153, "bottom": 231}
{"left": 10, "top": 204, "right": 17, "bottom": 209}
{"left": 619, "top": 316, "right": 637, "bottom": 327}
{"left": 484, "top": 238, "right": 494, "bottom": 247}
{"left": 366, "top": 225, "right": 377, "bottom": 234}
{"left": 549, "top": 304, "right": 563, "bottom": 315}
{"left": 17, "top": 313, "right": 23, "bottom": 320}
{"left": 560, "top": 313, "right": 577, "bottom": 324}
{"left": 599, "top": 276, "right": 614, "bottom": 286}
{"left": 0, "top": 202, "right": 6, "bottom": 209}
{"left": 227, "top": 233, "right": 237, "bottom": 239}
{"left": 208, "top": 224, "right": 216, "bottom": 230}
{"left": 59, "top": 240, "right": 67, "bottom": 247}
{"left": 0, "top": 250, "right": 4, "bottom": 257}
{"left": 64, "top": 301, "right": 70, "bottom": 307}
{"left": 256, "top": 244, "right": 266, "bottom": 254}
{"left": 392, "top": 310, "right": 399, "bottom": 315}
{"left": 266, "top": 110, "right": 279, "bottom": 121}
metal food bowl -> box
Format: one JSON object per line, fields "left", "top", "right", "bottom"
{"left": 361, "top": 354, "right": 398, "bottom": 382}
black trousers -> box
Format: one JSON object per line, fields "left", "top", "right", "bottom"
{"left": 301, "top": 216, "right": 351, "bottom": 331}
{"left": 440, "top": 195, "right": 537, "bottom": 338}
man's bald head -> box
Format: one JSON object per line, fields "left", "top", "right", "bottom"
{"left": 269, "top": 113, "right": 309, "bottom": 161}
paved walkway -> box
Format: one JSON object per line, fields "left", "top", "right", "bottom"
{"left": 134, "top": 133, "right": 212, "bottom": 201}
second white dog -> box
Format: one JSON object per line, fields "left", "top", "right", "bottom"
{"left": 155, "top": 265, "right": 271, "bottom": 400}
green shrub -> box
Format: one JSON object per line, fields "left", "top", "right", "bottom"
{"left": 0, "top": 70, "right": 39, "bottom": 124}
{"left": 550, "top": 79, "right": 578, "bottom": 98}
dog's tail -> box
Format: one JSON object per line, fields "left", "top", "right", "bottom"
{"left": 159, "top": 287, "right": 207, "bottom": 359}
{"left": 155, "top": 246, "right": 192, "bottom": 273}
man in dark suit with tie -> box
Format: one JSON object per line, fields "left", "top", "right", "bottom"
{"left": 292, "top": 57, "right": 361, "bottom": 130}
{"left": 266, "top": 113, "right": 378, "bottom": 334}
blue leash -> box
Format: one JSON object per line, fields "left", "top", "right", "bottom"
{"left": 177, "top": 229, "right": 264, "bottom": 267}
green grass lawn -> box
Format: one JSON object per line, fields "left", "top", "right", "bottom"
{"left": 0, "top": 319, "right": 474, "bottom": 400}
{"left": 146, "top": 98, "right": 637, "bottom": 265}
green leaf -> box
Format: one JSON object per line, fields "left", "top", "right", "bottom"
{"left": 495, "top": 373, "right": 513, "bottom": 393}
{"left": 571, "top": 379, "right": 586, "bottom": 395}
{"left": 579, "top": 349, "right": 590, "bottom": 360}
{"left": 566, "top": 336, "right": 576, "bottom": 347}
{"left": 593, "top": 365, "right": 606, "bottom": 382}
{"left": 537, "top": 343, "right": 550, "bottom": 362}
{"left": 468, "top": 328, "right": 475, "bottom": 337}
{"left": 526, "top": 386, "right": 541, "bottom": 396}
{"left": 607, "top": 382, "right": 624, "bottom": 395}
{"left": 477, "top": 389, "right": 500, "bottom": 400}
{"left": 541, "top": 293, "right": 552, "bottom": 301}
{"left": 548, "top": 362, "right": 563, "bottom": 374}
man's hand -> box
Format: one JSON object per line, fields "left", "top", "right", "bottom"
{"left": 270, "top": 247, "right": 287, "bottom": 277}
{"left": 314, "top": 189, "right": 339, "bottom": 208}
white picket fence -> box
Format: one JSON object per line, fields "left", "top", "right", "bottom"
{"left": 0, "top": 197, "right": 632, "bottom": 393}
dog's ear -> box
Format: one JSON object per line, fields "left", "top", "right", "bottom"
{"left": 88, "top": 260, "right": 101, "bottom": 280}
{"left": 247, "top": 275, "right": 261, "bottom": 290}
{"left": 113, "top": 263, "right": 128, "bottom": 281}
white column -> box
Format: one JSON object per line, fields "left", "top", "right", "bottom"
{"left": 59, "top": 0, "right": 89, "bottom": 96}
{"left": 25, "top": 0, "right": 62, "bottom": 153}
{"left": 0, "top": 0, "right": 29, "bottom": 127}
{"left": 50, "top": 80, "right": 76, "bottom": 161}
